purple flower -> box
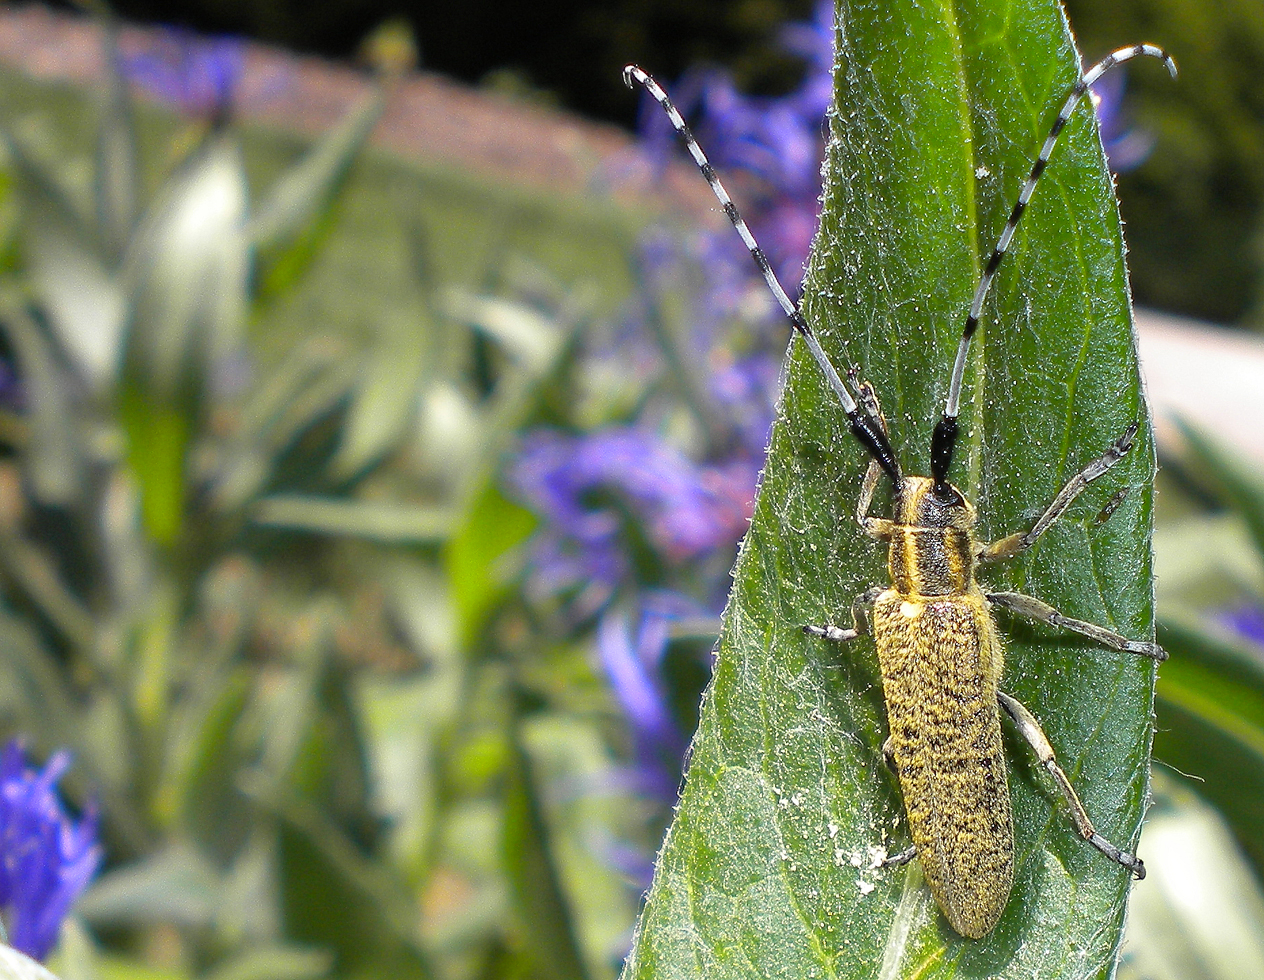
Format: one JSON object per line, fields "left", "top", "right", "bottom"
{"left": 633, "top": 1, "right": 836, "bottom": 293}
{"left": 1220, "top": 604, "right": 1264, "bottom": 648}
{"left": 508, "top": 428, "right": 755, "bottom": 609}
{"left": 597, "top": 600, "right": 689, "bottom": 792}
{"left": 1090, "top": 68, "right": 1156, "bottom": 173}
{"left": 121, "top": 28, "right": 245, "bottom": 119}
{"left": 0, "top": 741, "right": 101, "bottom": 960}
{"left": 779, "top": 0, "right": 835, "bottom": 122}
{"left": 591, "top": 593, "right": 710, "bottom": 884}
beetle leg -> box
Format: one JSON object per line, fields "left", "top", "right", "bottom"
{"left": 804, "top": 587, "right": 883, "bottom": 643}
{"left": 986, "top": 590, "right": 1166, "bottom": 661}
{"left": 998, "top": 691, "right": 1146, "bottom": 879}
{"left": 881, "top": 845, "right": 917, "bottom": 868}
{"left": 882, "top": 736, "right": 898, "bottom": 775}
{"left": 850, "top": 375, "right": 893, "bottom": 540}
{"left": 857, "top": 462, "right": 889, "bottom": 539}
{"left": 979, "top": 423, "right": 1138, "bottom": 562}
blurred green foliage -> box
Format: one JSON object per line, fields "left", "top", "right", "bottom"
{"left": 0, "top": 17, "right": 651, "bottom": 980}
{"left": 88, "top": 0, "right": 1264, "bottom": 328}
{"left": 1051, "top": 1, "right": 1264, "bottom": 324}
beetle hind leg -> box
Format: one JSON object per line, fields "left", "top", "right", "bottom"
{"left": 999, "top": 691, "right": 1146, "bottom": 879}
{"left": 881, "top": 844, "right": 917, "bottom": 868}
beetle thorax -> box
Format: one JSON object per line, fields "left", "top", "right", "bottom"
{"left": 887, "top": 476, "right": 977, "bottom": 596}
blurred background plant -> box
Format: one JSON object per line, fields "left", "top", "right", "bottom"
{"left": 0, "top": 1, "right": 1258, "bottom": 979}
{"left": 63, "top": 0, "right": 1264, "bottom": 329}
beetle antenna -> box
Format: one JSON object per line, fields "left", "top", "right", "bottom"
{"left": 929, "top": 44, "right": 1177, "bottom": 488}
{"left": 624, "top": 64, "right": 902, "bottom": 485}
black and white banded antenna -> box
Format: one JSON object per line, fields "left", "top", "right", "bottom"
{"left": 623, "top": 64, "right": 902, "bottom": 485}
{"left": 928, "top": 43, "right": 1177, "bottom": 489}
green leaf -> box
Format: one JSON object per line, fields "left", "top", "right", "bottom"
{"left": 1120, "top": 769, "right": 1264, "bottom": 980}
{"left": 155, "top": 664, "right": 252, "bottom": 840}
{"left": 251, "top": 496, "right": 452, "bottom": 544}
{"left": 118, "top": 133, "right": 250, "bottom": 542}
{"left": 22, "top": 209, "right": 125, "bottom": 388}
{"left": 1, "top": 120, "right": 126, "bottom": 387}
{"left": 625, "top": 1, "right": 1159, "bottom": 977}
{"left": 207, "top": 341, "right": 359, "bottom": 513}
{"left": 444, "top": 481, "right": 536, "bottom": 650}
{"left": 502, "top": 728, "right": 590, "bottom": 980}
{"left": 329, "top": 306, "right": 430, "bottom": 481}
{"left": 247, "top": 91, "right": 384, "bottom": 252}
{"left": 249, "top": 779, "right": 433, "bottom": 980}
{"left": 94, "top": 17, "right": 137, "bottom": 258}
{"left": 121, "top": 132, "right": 249, "bottom": 399}
{"left": 1152, "top": 613, "right": 1264, "bottom": 877}
{"left": 116, "top": 389, "right": 190, "bottom": 546}
{"left": 1175, "top": 420, "right": 1264, "bottom": 561}
{"left": 0, "top": 294, "right": 82, "bottom": 506}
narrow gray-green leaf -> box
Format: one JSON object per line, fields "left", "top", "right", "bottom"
{"left": 0, "top": 294, "right": 81, "bottom": 505}
{"left": 330, "top": 307, "right": 430, "bottom": 480}
{"left": 247, "top": 91, "right": 384, "bottom": 251}
{"left": 2, "top": 123, "right": 126, "bottom": 387}
{"left": 625, "top": 2, "right": 1160, "bottom": 978}
{"left": 122, "top": 132, "right": 250, "bottom": 400}
{"left": 251, "top": 496, "right": 451, "bottom": 544}
{"left": 95, "top": 17, "right": 137, "bottom": 257}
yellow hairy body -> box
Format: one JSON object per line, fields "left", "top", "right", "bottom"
{"left": 872, "top": 586, "right": 1013, "bottom": 939}
{"left": 867, "top": 479, "right": 1014, "bottom": 939}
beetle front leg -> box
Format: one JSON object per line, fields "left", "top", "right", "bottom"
{"left": 979, "top": 423, "right": 1138, "bottom": 563}
{"left": 986, "top": 590, "right": 1166, "bottom": 661}
{"left": 998, "top": 691, "right": 1145, "bottom": 879}
{"left": 804, "top": 587, "right": 884, "bottom": 643}
{"left": 850, "top": 374, "right": 894, "bottom": 541}
{"left": 856, "top": 460, "right": 892, "bottom": 541}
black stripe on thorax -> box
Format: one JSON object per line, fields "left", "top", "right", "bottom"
{"left": 889, "top": 526, "right": 975, "bottom": 595}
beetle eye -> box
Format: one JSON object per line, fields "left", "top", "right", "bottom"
{"left": 932, "top": 482, "right": 964, "bottom": 508}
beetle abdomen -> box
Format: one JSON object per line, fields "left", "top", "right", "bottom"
{"left": 872, "top": 589, "right": 1014, "bottom": 939}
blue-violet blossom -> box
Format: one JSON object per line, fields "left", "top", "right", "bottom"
{"left": 509, "top": 428, "right": 756, "bottom": 613}
{"left": 1090, "top": 68, "right": 1157, "bottom": 173}
{"left": 635, "top": 0, "right": 835, "bottom": 291}
{"left": 0, "top": 741, "right": 101, "bottom": 960}
{"left": 122, "top": 28, "right": 245, "bottom": 119}
{"left": 1220, "top": 604, "right": 1264, "bottom": 649}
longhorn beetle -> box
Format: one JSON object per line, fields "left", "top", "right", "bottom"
{"left": 625, "top": 42, "right": 1175, "bottom": 939}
